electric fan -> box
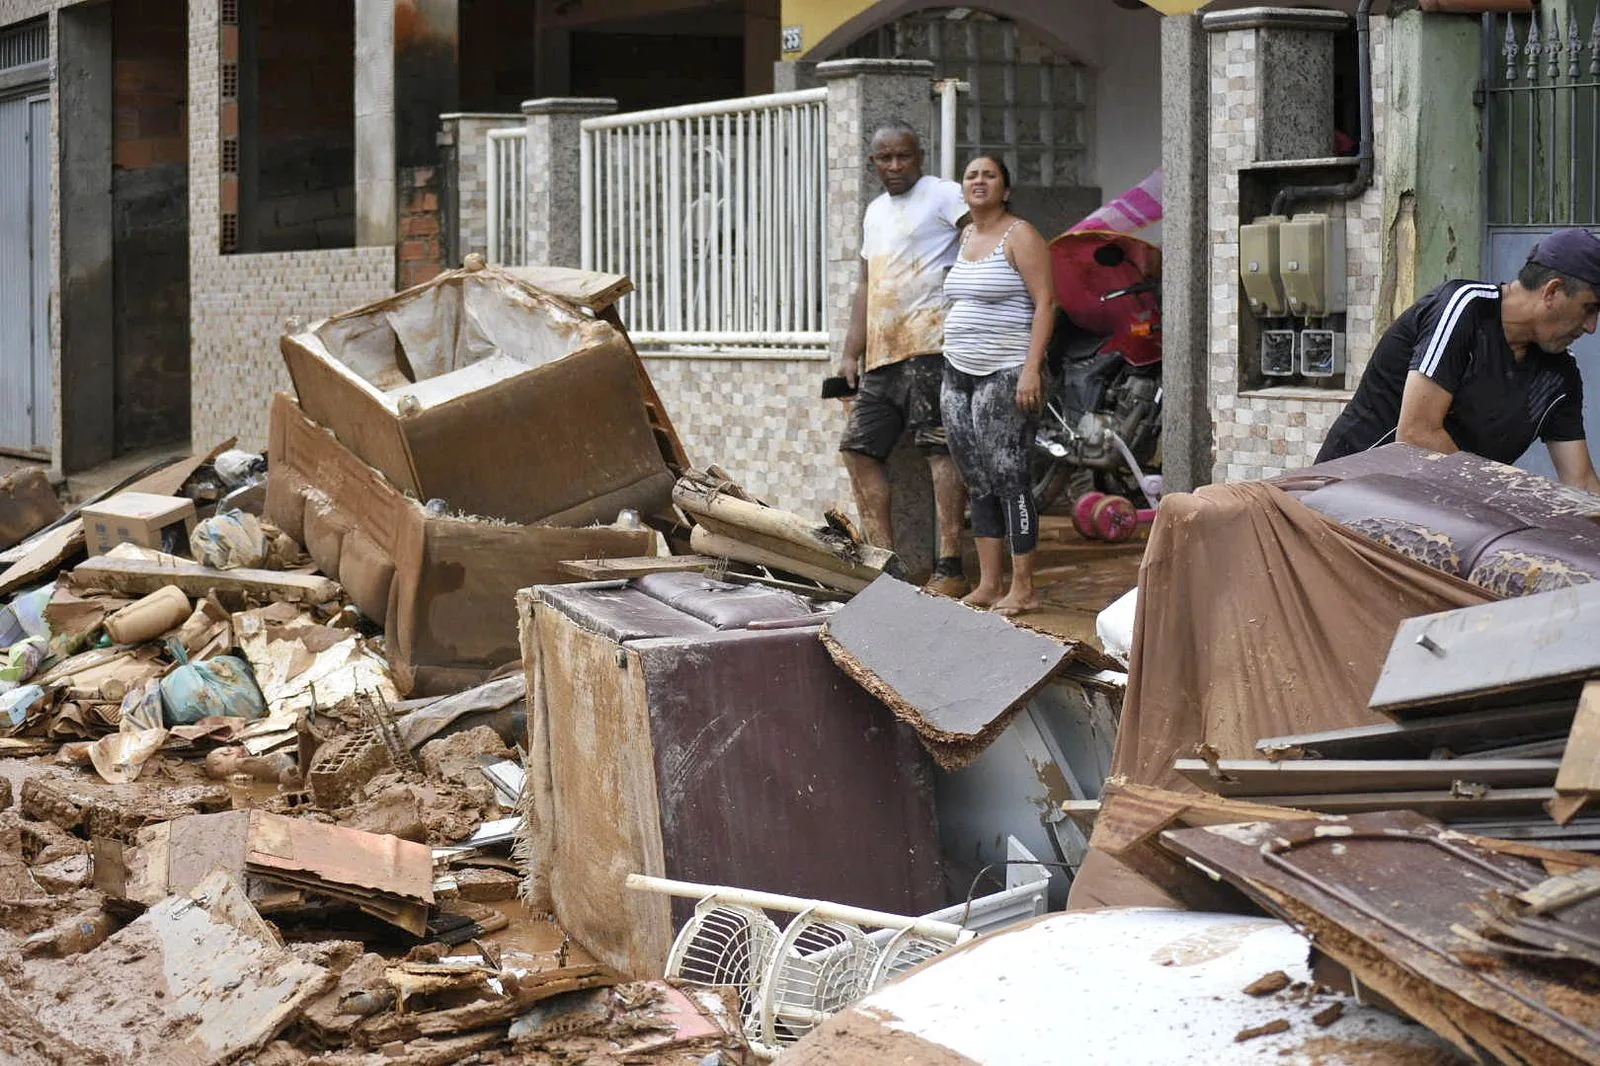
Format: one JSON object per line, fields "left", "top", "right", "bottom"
{"left": 758, "top": 908, "right": 883, "bottom": 1048}
{"left": 663, "top": 899, "right": 782, "bottom": 1044}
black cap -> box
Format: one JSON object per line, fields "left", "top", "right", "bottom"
{"left": 1528, "top": 228, "right": 1600, "bottom": 287}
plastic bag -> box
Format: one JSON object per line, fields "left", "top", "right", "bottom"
{"left": 214, "top": 450, "right": 267, "bottom": 489}
{"left": 159, "top": 644, "right": 266, "bottom": 727}
{"left": 0, "top": 583, "right": 54, "bottom": 648}
{"left": 189, "top": 510, "right": 269, "bottom": 570}
{"left": 118, "top": 678, "right": 166, "bottom": 732}
{"left": 0, "top": 637, "right": 47, "bottom": 686}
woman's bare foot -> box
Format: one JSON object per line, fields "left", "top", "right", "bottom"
{"left": 991, "top": 590, "right": 1041, "bottom": 617}
{"left": 963, "top": 585, "right": 1005, "bottom": 608}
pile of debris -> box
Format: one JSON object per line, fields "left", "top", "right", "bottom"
{"left": 0, "top": 263, "right": 801, "bottom": 1065}
{"left": 1059, "top": 445, "right": 1600, "bottom": 1063}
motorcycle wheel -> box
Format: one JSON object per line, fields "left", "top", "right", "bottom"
{"left": 1031, "top": 454, "right": 1094, "bottom": 514}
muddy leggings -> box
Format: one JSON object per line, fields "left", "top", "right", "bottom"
{"left": 941, "top": 362, "right": 1040, "bottom": 555}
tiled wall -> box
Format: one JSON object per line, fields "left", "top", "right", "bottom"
{"left": 443, "top": 113, "right": 521, "bottom": 263}
{"left": 642, "top": 353, "right": 854, "bottom": 517}
{"left": 1206, "top": 18, "right": 1389, "bottom": 482}
{"left": 187, "top": 0, "right": 391, "bottom": 452}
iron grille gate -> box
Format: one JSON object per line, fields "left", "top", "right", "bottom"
{"left": 1484, "top": 4, "right": 1600, "bottom": 226}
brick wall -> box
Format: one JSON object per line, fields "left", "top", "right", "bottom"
{"left": 397, "top": 164, "right": 445, "bottom": 288}
{"left": 189, "top": 0, "right": 391, "bottom": 452}
{"left": 1206, "top": 18, "right": 1389, "bottom": 482}
{"left": 247, "top": 0, "right": 355, "bottom": 251}
{"left": 113, "top": 0, "right": 190, "bottom": 452}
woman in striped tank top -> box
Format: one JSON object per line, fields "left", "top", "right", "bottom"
{"left": 941, "top": 155, "right": 1057, "bottom": 616}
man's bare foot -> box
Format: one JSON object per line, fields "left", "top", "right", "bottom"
{"left": 963, "top": 586, "right": 1004, "bottom": 609}
{"left": 991, "top": 591, "right": 1041, "bottom": 617}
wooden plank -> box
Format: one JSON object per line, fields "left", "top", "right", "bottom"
{"left": 503, "top": 265, "right": 632, "bottom": 311}
{"left": 70, "top": 552, "right": 341, "bottom": 606}
{"left": 1370, "top": 583, "right": 1600, "bottom": 719}
{"left": 1176, "top": 757, "right": 1561, "bottom": 798}
{"left": 556, "top": 555, "right": 716, "bottom": 581}
{"left": 1555, "top": 681, "right": 1600, "bottom": 796}
{"left": 1245, "top": 786, "right": 1555, "bottom": 821}
{"left": 1163, "top": 811, "right": 1600, "bottom": 1066}
{"left": 819, "top": 575, "right": 1071, "bottom": 768}
{"left": 1255, "top": 699, "right": 1578, "bottom": 760}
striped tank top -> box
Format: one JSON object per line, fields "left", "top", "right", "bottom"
{"left": 942, "top": 220, "right": 1036, "bottom": 376}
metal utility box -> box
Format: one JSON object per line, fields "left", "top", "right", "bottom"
{"left": 1261, "top": 330, "right": 1297, "bottom": 377}
{"left": 1279, "top": 213, "right": 1347, "bottom": 315}
{"left": 1299, "top": 329, "right": 1346, "bottom": 377}
{"left": 518, "top": 573, "right": 945, "bottom": 979}
{"left": 1239, "top": 215, "right": 1288, "bottom": 316}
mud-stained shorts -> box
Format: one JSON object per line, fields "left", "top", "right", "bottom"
{"left": 838, "top": 354, "right": 948, "bottom": 460}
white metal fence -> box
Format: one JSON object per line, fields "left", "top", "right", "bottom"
{"left": 580, "top": 89, "right": 829, "bottom": 352}
{"left": 485, "top": 128, "right": 526, "bottom": 267}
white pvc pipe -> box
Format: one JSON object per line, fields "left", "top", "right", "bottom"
{"left": 940, "top": 80, "right": 960, "bottom": 182}
{"left": 626, "top": 873, "right": 973, "bottom": 943}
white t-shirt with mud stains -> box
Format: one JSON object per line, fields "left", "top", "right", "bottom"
{"left": 860, "top": 175, "right": 966, "bottom": 372}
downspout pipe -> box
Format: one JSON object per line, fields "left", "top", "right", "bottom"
{"left": 1270, "top": 0, "right": 1374, "bottom": 216}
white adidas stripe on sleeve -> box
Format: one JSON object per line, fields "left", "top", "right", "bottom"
{"left": 1418, "top": 284, "right": 1498, "bottom": 378}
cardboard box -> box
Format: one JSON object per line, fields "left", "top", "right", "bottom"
{"left": 266, "top": 393, "right": 652, "bottom": 695}
{"left": 279, "top": 264, "right": 680, "bottom": 528}
{"left": 81, "top": 493, "right": 198, "bottom": 557}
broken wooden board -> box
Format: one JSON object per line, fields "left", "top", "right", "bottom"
{"left": 691, "top": 527, "right": 873, "bottom": 593}
{"left": 557, "top": 554, "right": 717, "bottom": 581}
{"left": 820, "top": 575, "right": 1073, "bottom": 769}
{"left": 0, "top": 467, "right": 62, "bottom": 551}
{"left": 23, "top": 870, "right": 329, "bottom": 1064}
{"left": 1162, "top": 810, "right": 1600, "bottom": 1066}
{"left": 0, "top": 439, "right": 234, "bottom": 594}
{"left": 1177, "top": 757, "right": 1562, "bottom": 798}
{"left": 1370, "top": 583, "right": 1600, "bottom": 719}
{"left": 70, "top": 547, "right": 340, "bottom": 605}
{"left": 1074, "top": 781, "right": 1324, "bottom": 913}
{"left": 359, "top": 963, "right": 618, "bottom": 1044}
{"left": 503, "top": 264, "right": 633, "bottom": 311}
{"left": 1256, "top": 700, "right": 1579, "bottom": 761}
{"left": 244, "top": 810, "right": 433, "bottom": 934}
{"left": 1244, "top": 786, "right": 1556, "bottom": 822}
{"left": 1556, "top": 681, "right": 1600, "bottom": 798}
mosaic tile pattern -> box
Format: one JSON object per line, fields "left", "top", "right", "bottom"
{"left": 642, "top": 353, "right": 854, "bottom": 518}
{"left": 1206, "top": 18, "right": 1390, "bottom": 482}
{"left": 443, "top": 114, "right": 521, "bottom": 262}
{"left": 188, "top": 0, "right": 392, "bottom": 452}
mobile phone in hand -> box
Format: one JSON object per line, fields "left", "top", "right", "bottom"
{"left": 821, "top": 376, "right": 858, "bottom": 400}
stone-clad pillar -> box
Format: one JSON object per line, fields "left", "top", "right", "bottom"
{"left": 1201, "top": 6, "right": 1349, "bottom": 162}
{"left": 521, "top": 97, "right": 616, "bottom": 268}
{"left": 818, "top": 58, "right": 939, "bottom": 578}
{"left": 354, "top": 0, "right": 396, "bottom": 246}
{"left": 1160, "top": 15, "right": 1213, "bottom": 493}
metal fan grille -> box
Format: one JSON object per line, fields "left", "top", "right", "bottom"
{"left": 871, "top": 928, "right": 950, "bottom": 988}
{"left": 762, "top": 914, "right": 882, "bottom": 1047}
{"left": 664, "top": 902, "right": 781, "bottom": 1039}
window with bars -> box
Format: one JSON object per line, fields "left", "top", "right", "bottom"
{"left": 839, "top": 10, "right": 1090, "bottom": 188}
{"left": 221, "top": 61, "right": 239, "bottom": 100}
{"left": 0, "top": 19, "right": 48, "bottom": 72}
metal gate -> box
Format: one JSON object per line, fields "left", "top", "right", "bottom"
{"left": 0, "top": 90, "right": 51, "bottom": 454}
{"left": 1484, "top": 5, "right": 1600, "bottom": 477}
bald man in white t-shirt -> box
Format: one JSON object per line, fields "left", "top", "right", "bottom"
{"left": 833, "top": 122, "right": 970, "bottom": 596}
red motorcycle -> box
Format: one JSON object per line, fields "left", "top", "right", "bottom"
{"left": 1031, "top": 231, "right": 1164, "bottom": 541}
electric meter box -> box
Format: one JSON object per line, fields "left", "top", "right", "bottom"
{"left": 1261, "top": 330, "right": 1297, "bottom": 377}
{"left": 1300, "top": 330, "right": 1347, "bottom": 378}
{"left": 1239, "top": 215, "right": 1288, "bottom": 316}
{"left": 1279, "top": 213, "right": 1347, "bottom": 315}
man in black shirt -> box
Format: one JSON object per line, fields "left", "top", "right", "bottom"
{"left": 1316, "top": 227, "right": 1600, "bottom": 493}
